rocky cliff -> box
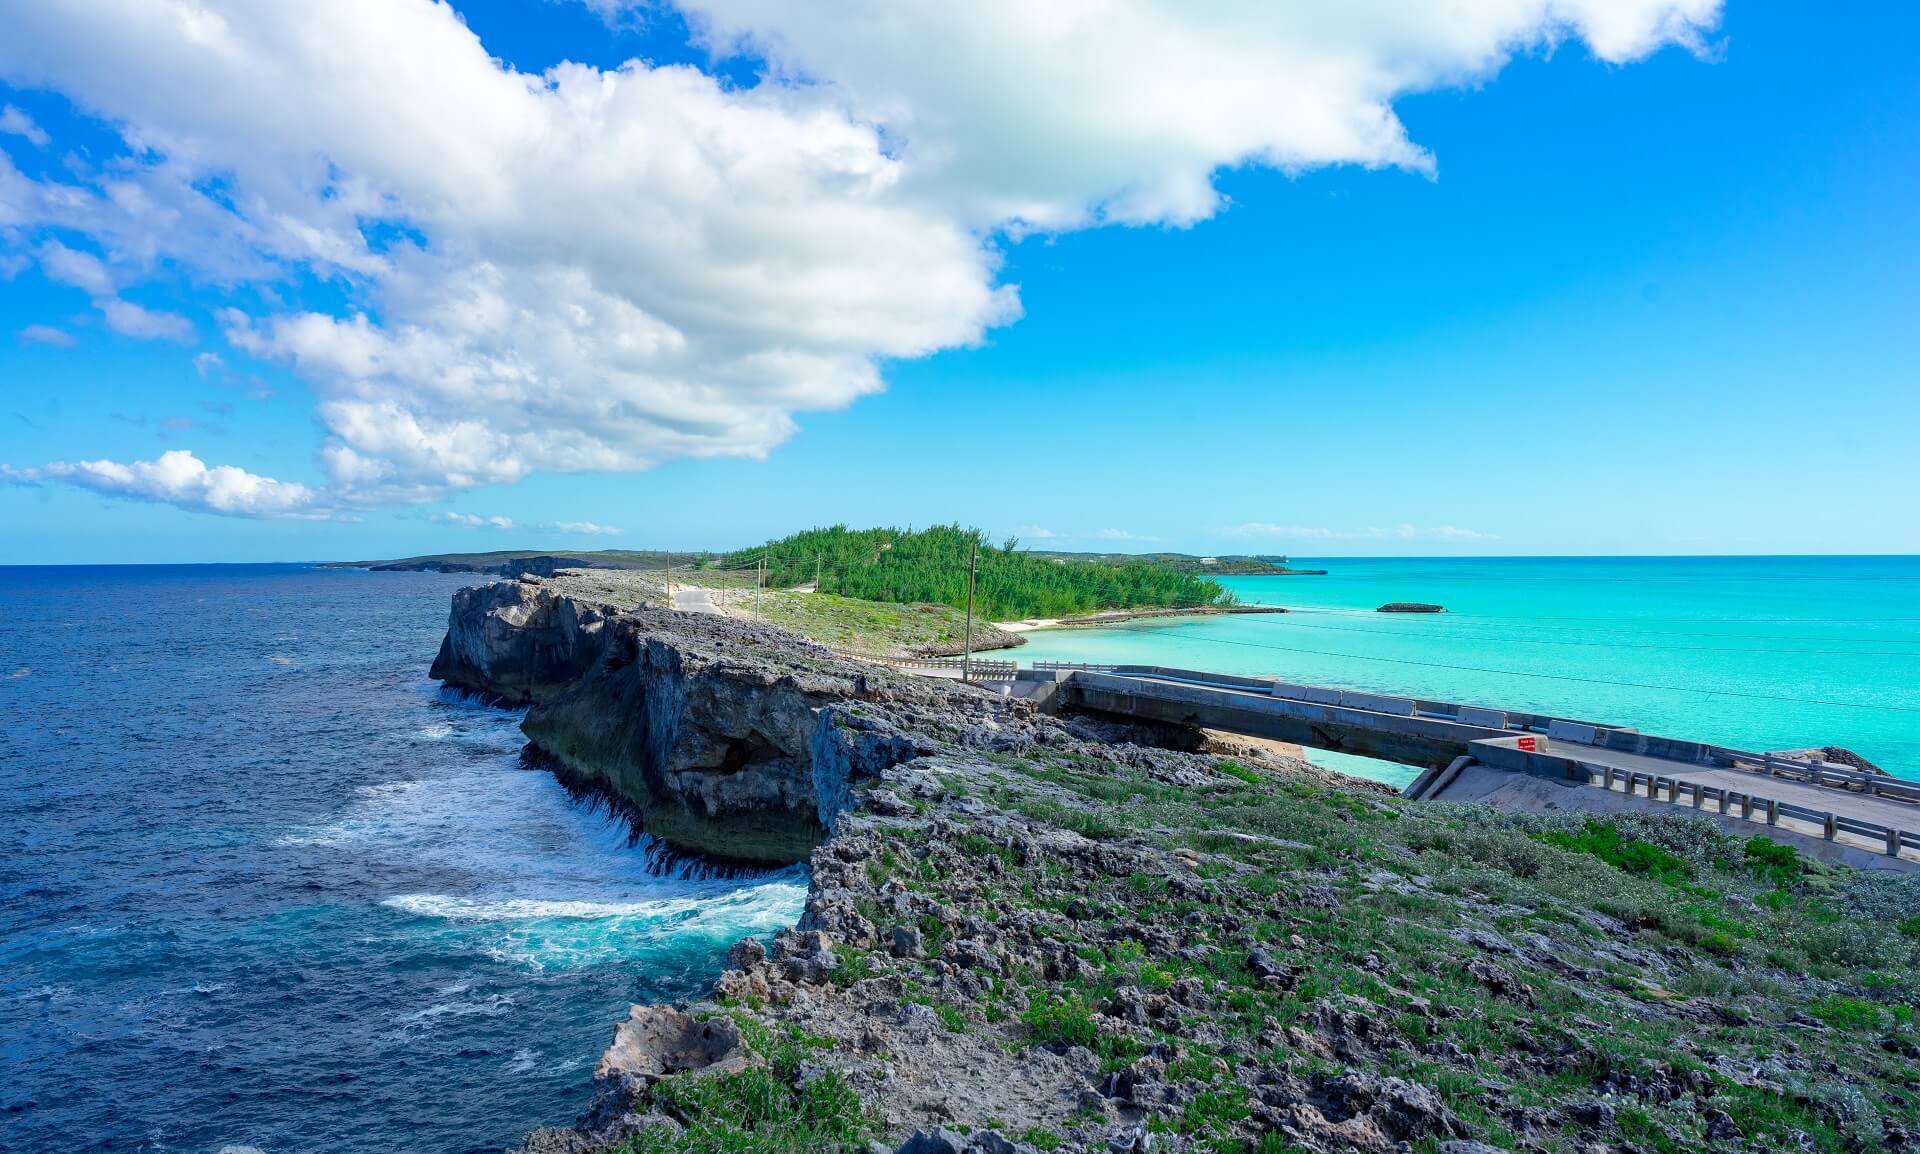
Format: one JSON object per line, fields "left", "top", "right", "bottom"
{"left": 434, "top": 576, "right": 960, "bottom": 863}
{"left": 429, "top": 577, "right": 614, "bottom": 704}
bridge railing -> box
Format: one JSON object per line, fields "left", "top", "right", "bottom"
{"left": 1583, "top": 763, "right": 1916, "bottom": 861}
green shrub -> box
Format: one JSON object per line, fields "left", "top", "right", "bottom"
{"left": 1744, "top": 837, "right": 1804, "bottom": 887}
{"left": 1536, "top": 820, "right": 1691, "bottom": 885}
{"left": 1022, "top": 993, "right": 1101, "bottom": 1050}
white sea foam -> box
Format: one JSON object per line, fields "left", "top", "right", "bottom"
{"left": 397, "top": 991, "right": 517, "bottom": 1024}
{"left": 381, "top": 882, "right": 807, "bottom": 926}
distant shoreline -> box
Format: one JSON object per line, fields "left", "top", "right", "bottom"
{"left": 994, "top": 604, "right": 1289, "bottom": 632}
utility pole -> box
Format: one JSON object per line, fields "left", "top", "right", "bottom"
{"left": 962, "top": 539, "right": 978, "bottom": 684}
{"left": 756, "top": 554, "right": 764, "bottom": 612}
{"left": 664, "top": 565, "right": 673, "bottom": 607}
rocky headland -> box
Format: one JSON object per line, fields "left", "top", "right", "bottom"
{"left": 429, "top": 575, "right": 1920, "bottom": 1154}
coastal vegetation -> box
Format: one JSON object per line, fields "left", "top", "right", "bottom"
{"left": 716, "top": 525, "right": 1232, "bottom": 619}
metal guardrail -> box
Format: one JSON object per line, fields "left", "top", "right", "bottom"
{"left": 1584, "top": 763, "right": 1916, "bottom": 860}
{"left": 830, "top": 649, "right": 1018, "bottom": 681}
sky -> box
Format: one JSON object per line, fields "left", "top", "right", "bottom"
{"left": 1, "top": 0, "right": 1916, "bottom": 564}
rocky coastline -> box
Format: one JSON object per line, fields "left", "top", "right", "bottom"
{"left": 429, "top": 575, "right": 1920, "bottom": 1154}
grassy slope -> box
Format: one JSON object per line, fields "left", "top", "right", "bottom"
{"left": 737, "top": 591, "right": 1021, "bottom": 658}
{"left": 643, "top": 746, "right": 1920, "bottom": 1154}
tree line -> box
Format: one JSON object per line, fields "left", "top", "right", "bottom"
{"left": 714, "top": 524, "right": 1232, "bottom": 620}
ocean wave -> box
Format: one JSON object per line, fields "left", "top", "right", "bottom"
{"left": 381, "top": 882, "right": 807, "bottom": 926}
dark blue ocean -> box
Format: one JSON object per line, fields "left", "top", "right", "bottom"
{"left": 0, "top": 565, "right": 805, "bottom": 1154}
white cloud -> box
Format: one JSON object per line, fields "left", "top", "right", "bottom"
{"left": 436, "top": 512, "right": 515, "bottom": 529}
{"left": 0, "top": 104, "right": 48, "bottom": 147}
{"left": 38, "top": 240, "right": 114, "bottom": 296}
{"left": 4, "top": 449, "right": 323, "bottom": 517}
{"left": 433, "top": 513, "right": 621, "bottom": 536}
{"left": 1091, "top": 528, "right": 1159, "bottom": 542}
{"left": 0, "top": 0, "right": 1718, "bottom": 515}
{"left": 668, "top": 0, "right": 1722, "bottom": 227}
{"left": 36, "top": 240, "right": 195, "bottom": 341}
{"left": 99, "top": 297, "right": 194, "bottom": 342}
{"left": 192, "top": 351, "right": 225, "bottom": 377}
{"left": 17, "top": 323, "right": 75, "bottom": 347}
{"left": 1005, "top": 524, "right": 1059, "bottom": 541}
{"left": 1226, "top": 522, "right": 1498, "bottom": 542}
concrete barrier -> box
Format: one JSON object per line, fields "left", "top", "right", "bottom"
{"left": 1547, "top": 720, "right": 1600, "bottom": 745}
{"left": 1456, "top": 705, "right": 1509, "bottom": 730}
{"left": 1340, "top": 690, "right": 1417, "bottom": 717}
{"left": 1295, "top": 685, "right": 1344, "bottom": 706}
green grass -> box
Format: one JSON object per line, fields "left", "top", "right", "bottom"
{"left": 618, "top": 1017, "right": 873, "bottom": 1154}
{"left": 1808, "top": 995, "right": 1884, "bottom": 1031}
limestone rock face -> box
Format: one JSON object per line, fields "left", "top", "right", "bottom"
{"left": 429, "top": 579, "right": 612, "bottom": 704}
{"left": 519, "top": 610, "right": 880, "bottom": 864}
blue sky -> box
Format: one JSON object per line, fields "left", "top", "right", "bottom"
{"left": 2, "top": 0, "right": 1915, "bottom": 563}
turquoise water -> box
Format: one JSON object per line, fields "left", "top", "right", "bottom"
{"left": 1009, "top": 557, "right": 1920, "bottom": 782}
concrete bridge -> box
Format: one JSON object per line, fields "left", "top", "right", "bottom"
{"left": 973, "top": 660, "right": 1920, "bottom": 871}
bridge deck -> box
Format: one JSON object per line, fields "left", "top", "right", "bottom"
{"left": 1032, "top": 663, "right": 1919, "bottom": 868}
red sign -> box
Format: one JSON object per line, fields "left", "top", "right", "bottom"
{"left": 1517, "top": 736, "right": 1537, "bottom": 752}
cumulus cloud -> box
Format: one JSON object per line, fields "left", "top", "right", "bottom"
{"left": 17, "top": 323, "right": 74, "bottom": 346}
{"left": 3, "top": 450, "right": 322, "bottom": 517}
{"left": 192, "top": 351, "right": 225, "bottom": 377}
{"left": 1226, "top": 523, "right": 1498, "bottom": 542}
{"left": 551, "top": 520, "right": 623, "bottom": 536}
{"left": 668, "top": 0, "right": 1722, "bottom": 227}
{"left": 0, "top": 0, "right": 1718, "bottom": 515}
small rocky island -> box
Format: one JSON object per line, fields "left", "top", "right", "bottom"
{"left": 1377, "top": 602, "right": 1446, "bottom": 614}
{"left": 431, "top": 572, "right": 1920, "bottom": 1154}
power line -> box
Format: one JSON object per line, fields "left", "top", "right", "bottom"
{"left": 1277, "top": 609, "right": 1920, "bottom": 645}
{"left": 1118, "top": 624, "right": 1920, "bottom": 714}
{"left": 1286, "top": 607, "right": 1920, "bottom": 625}
{"left": 1248, "top": 616, "right": 1920, "bottom": 657}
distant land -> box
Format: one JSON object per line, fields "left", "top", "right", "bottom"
{"left": 1024, "top": 550, "right": 1327, "bottom": 576}
{"left": 327, "top": 546, "right": 1326, "bottom": 578}
{"left": 323, "top": 549, "right": 710, "bottom": 574}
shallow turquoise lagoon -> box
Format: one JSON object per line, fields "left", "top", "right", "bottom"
{"left": 1008, "top": 556, "right": 1920, "bottom": 782}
